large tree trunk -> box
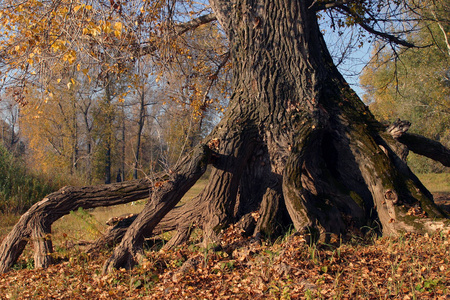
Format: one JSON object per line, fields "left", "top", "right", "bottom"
{"left": 154, "top": 0, "right": 447, "bottom": 247}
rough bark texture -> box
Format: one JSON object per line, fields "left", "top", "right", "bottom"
{"left": 2, "top": 0, "right": 449, "bottom": 274}
{"left": 150, "top": 0, "right": 448, "bottom": 252}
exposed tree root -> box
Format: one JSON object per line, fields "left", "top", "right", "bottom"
{"left": 84, "top": 120, "right": 449, "bottom": 257}
{"left": 0, "top": 178, "right": 155, "bottom": 273}
{"left": 399, "top": 134, "right": 450, "bottom": 167}
{"left": 102, "top": 144, "right": 212, "bottom": 273}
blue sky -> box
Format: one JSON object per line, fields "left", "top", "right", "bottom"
{"left": 322, "top": 24, "right": 373, "bottom": 99}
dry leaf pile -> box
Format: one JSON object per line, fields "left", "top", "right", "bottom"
{"left": 0, "top": 227, "right": 449, "bottom": 299}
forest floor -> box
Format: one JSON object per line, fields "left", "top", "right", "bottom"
{"left": 0, "top": 180, "right": 449, "bottom": 299}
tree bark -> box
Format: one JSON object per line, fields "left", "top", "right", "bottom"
{"left": 386, "top": 119, "right": 450, "bottom": 167}
{"left": 99, "top": 0, "right": 449, "bottom": 265}
{"left": 398, "top": 133, "right": 450, "bottom": 167}
{"left": 206, "top": 0, "right": 446, "bottom": 240}
{"left": 133, "top": 92, "right": 146, "bottom": 179}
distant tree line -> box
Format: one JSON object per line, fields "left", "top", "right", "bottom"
{"left": 0, "top": 57, "right": 223, "bottom": 185}
{"left": 361, "top": 0, "right": 450, "bottom": 173}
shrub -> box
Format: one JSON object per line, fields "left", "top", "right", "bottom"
{"left": 0, "top": 144, "right": 64, "bottom": 214}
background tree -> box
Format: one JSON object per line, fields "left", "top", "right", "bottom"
{"left": 20, "top": 71, "right": 83, "bottom": 178}
{"left": 0, "top": 90, "right": 23, "bottom": 155}
{"left": 361, "top": 0, "right": 450, "bottom": 173}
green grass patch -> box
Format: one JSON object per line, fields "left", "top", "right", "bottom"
{"left": 417, "top": 173, "right": 450, "bottom": 193}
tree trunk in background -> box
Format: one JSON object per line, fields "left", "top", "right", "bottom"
{"left": 104, "top": 83, "right": 113, "bottom": 184}
{"left": 133, "top": 92, "right": 146, "bottom": 179}
{"left": 105, "top": 145, "right": 111, "bottom": 184}
{"left": 81, "top": 99, "right": 94, "bottom": 183}
{"left": 121, "top": 104, "right": 126, "bottom": 181}
{"left": 72, "top": 97, "right": 79, "bottom": 173}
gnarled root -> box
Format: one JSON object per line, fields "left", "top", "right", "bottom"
{"left": 103, "top": 144, "right": 212, "bottom": 273}
{"left": 0, "top": 178, "right": 154, "bottom": 273}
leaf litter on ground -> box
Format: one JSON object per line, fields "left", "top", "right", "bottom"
{"left": 0, "top": 224, "right": 449, "bottom": 299}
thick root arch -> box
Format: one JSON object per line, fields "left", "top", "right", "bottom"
{"left": 0, "top": 178, "right": 156, "bottom": 273}
{"left": 282, "top": 120, "right": 448, "bottom": 241}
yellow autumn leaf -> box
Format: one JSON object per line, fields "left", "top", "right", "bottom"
{"left": 62, "top": 50, "right": 77, "bottom": 64}
{"left": 114, "top": 22, "right": 123, "bottom": 31}
{"left": 51, "top": 40, "right": 67, "bottom": 52}
{"left": 73, "top": 5, "right": 83, "bottom": 13}
{"left": 114, "top": 22, "right": 123, "bottom": 37}
{"left": 103, "top": 23, "right": 112, "bottom": 34}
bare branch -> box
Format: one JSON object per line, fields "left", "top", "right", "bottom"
{"left": 336, "top": 5, "right": 416, "bottom": 48}
{"left": 138, "top": 13, "right": 217, "bottom": 56}
{"left": 310, "top": 0, "right": 353, "bottom": 11}
{"left": 200, "top": 51, "right": 230, "bottom": 108}
{"left": 175, "top": 13, "right": 217, "bottom": 36}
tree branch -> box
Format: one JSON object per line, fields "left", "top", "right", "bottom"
{"left": 356, "top": 19, "right": 416, "bottom": 48}
{"left": 387, "top": 119, "right": 450, "bottom": 167}
{"left": 336, "top": 5, "right": 416, "bottom": 48}
{"left": 310, "top": 0, "right": 353, "bottom": 11}
{"left": 175, "top": 13, "right": 217, "bottom": 35}
{"left": 398, "top": 133, "right": 450, "bottom": 167}
{"left": 200, "top": 51, "right": 230, "bottom": 108}
{"left": 137, "top": 13, "right": 217, "bottom": 56}
{"left": 313, "top": 2, "right": 417, "bottom": 48}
